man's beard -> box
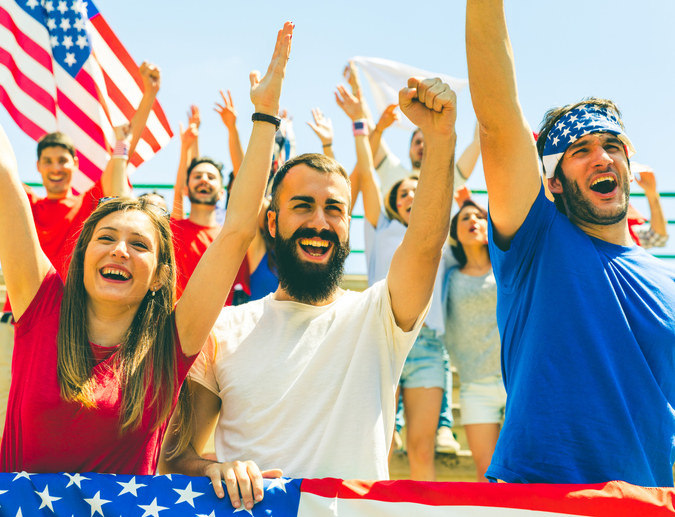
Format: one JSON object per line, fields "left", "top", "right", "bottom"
{"left": 558, "top": 171, "right": 629, "bottom": 226}
{"left": 188, "top": 189, "right": 218, "bottom": 206}
{"left": 274, "top": 226, "right": 350, "bottom": 304}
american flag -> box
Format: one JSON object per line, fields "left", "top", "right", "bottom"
{"left": 0, "top": 472, "right": 674, "bottom": 516}
{"left": 0, "top": 0, "right": 173, "bottom": 192}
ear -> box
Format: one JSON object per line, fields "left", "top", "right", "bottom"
{"left": 217, "top": 187, "right": 225, "bottom": 201}
{"left": 72, "top": 155, "right": 79, "bottom": 168}
{"left": 548, "top": 176, "right": 563, "bottom": 194}
{"left": 152, "top": 264, "right": 171, "bottom": 291}
{"left": 267, "top": 210, "right": 277, "bottom": 239}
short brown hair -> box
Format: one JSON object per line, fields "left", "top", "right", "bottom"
{"left": 37, "top": 132, "right": 76, "bottom": 160}
{"left": 269, "top": 153, "right": 351, "bottom": 213}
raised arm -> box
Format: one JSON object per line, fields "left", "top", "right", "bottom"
{"left": 0, "top": 124, "right": 51, "bottom": 319}
{"left": 335, "top": 85, "right": 382, "bottom": 227}
{"left": 455, "top": 122, "right": 481, "bottom": 181}
{"left": 170, "top": 122, "right": 198, "bottom": 220}
{"left": 388, "top": 78, "right": 456, "bottom": 331}
{"left": 175, "top": 22, "right": 293, "bottom": 357}
{"left": 215, "top": 91, "right": 244, "bottom": 175}
{"left": 370, "top": 104, "right": 399, "bottom": 159}
{"left": 636, "top": 169, "right": 669, "bottom": 245}
{"left": 128, "top": 62, "right": 161, "bottom": 159}
{"left": 466, "top": 0, "right": 540, "bottom": 246}
{"left": 307, "top": 108, "right": 335, "bottom": 159}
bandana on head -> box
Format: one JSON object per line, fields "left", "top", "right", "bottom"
{"left": 542, "top": 103, "right": 635, "bottom": 178}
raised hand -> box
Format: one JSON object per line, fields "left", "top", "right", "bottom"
{"left": 113, "top": 123, "right": 132, "bottom": 144}
{"left": 179, "top": 122, "right": 198, "bottom": 151}
{"left": 634, "top": 167, "right": 657, "bottom": 194}
{"left": 343, "top": 60, "right": 362, "bottom": 96}
{"left": 376, "top": 103, "right": 400, "bottom": 132}
{"left": 139, "top": 61, "right": 161, "bottom": 94}
{"left": 454, "top": 185, "right": 472, "bottom": 207}
{"left": 187, "top": 105, "right": 201, "bottom": 129}
{"left": 250, "top": 22, "right": 294, "bottom": 116}
{"left": 307, "top": 108, "right": 333, "bottom": 145}
{"left": 215, "top": 90, "right": 237, "bottom": 129}
{"left": 335, "top": 84, "right": 365, "bottom": 121}
{"left": 399, "top": 77, "right": 456, "bottom": 136}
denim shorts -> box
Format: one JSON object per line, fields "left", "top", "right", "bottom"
{"left": 459, "top": 375, "right": 507, "bottom": 425}
{"left": 399, "top": 327, "right": 446, "bottom": 389}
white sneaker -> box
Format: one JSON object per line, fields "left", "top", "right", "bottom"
{"left": 435, "top": 426, "right": 460, "bottom": 454}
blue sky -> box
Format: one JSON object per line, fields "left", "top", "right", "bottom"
{"left": 2, "top": 0, "right": 674, "bottom": 269}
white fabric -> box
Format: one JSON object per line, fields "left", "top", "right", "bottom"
{"left": 351, "top": 56, "right": 468, "bottom": 132}
{"left": 189, "top": 280, "right": 426, "bottom": 480}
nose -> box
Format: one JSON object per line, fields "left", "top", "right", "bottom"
{"left": 308, "top": 207, "right": 331, "bottom": 231}
{"left": 591, "top": 144, "right": 613, "bottom": 167}
{"left": 111, "top": 240, "right": 129, "bottom": 259}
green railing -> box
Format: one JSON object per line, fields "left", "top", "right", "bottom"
{"left": 23, "top": 184, "right": 675, "bottom": 259}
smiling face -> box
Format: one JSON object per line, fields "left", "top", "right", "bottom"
{"left": 268, "top": 164, "right": 351, "bottom": 303}
{"left": 456, "top": 205, "right": 488, "bottom": 247}
{"left": 549, "top": 132, "right": 632, "bottom": 226}
{"left": 83, "top": 210, "right": 162, "bottom": 308}
{"left": 187, "top": 162, "right": 224, "bottom": 206}
{"left": 395, "top": 178, "right": 418, "bottom": 226}
{"left": 37, "top": 145, "right": 78, "bottom": 198}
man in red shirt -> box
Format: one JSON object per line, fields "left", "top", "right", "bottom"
{"left": 171, "top": 154, "right": 249, "bottom": 304}
{"left": 1, "top": 62, "right": 161, "bottom": 312}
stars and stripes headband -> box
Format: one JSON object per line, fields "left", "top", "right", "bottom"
{"left": 542, "top": 104, "right": 635, "bottom": 178}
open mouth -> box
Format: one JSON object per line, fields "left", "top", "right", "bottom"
{"left": 298, "top": 238, "right": 332, "bottom": 258}
{"left": 100, "top": 267, "right": 131, "bottom": 281}
{"left": 589, "top": 176, "right": 617, "bottom": 194}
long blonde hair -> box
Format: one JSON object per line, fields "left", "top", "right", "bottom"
{"left": 57, "top": 197, "right": 188, "bottom": 434}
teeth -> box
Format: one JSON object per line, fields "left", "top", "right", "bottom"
{"left": 591, "top": 177, "right": 615, "bottom": 187}
{"left": 299, "top": 238, "right": 330, "bottom": 248}
{"left": 101, "top": 267, "right": 130, "bottom": 279}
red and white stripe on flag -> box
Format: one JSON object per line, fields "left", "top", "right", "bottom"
{"left": 299, "top": 479, "right": 675, "bottom": 516}
{"left": 0, "top": 0, "right": 172, "bottom": 193}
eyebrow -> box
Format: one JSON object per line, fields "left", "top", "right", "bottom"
{"left": 97, "top": 227, "right": 151, "bottom": 239}
{"left": 568, "top": 134, "right": 622, "bottom": 151}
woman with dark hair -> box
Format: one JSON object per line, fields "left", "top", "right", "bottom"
{"left": 445, "top": 198, "right": 505, "bottom": 481}
{"left": 0, "top": 22, "right": 292, "bottom": 475}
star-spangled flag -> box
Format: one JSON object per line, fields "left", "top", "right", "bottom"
{"left": 0, "top": 473, "right": 674, "bottom": 516}
{"left": 0, "top": 0, "right": 173, "bottom": 193}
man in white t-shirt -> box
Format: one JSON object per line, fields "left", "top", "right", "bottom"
{"left": 161, "top": 76, "right": 458, "bottom": 511}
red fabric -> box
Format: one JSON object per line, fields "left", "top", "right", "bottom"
{"left": 3, "top": 182, "right": 102, "bottom": 313}
{"left": 628, "top": 216, "right": 643, "bottom": 246}
{"left": 171, "top": 219, "right": 250, "bottom": 304}
{"left": 0, "top": 268, "right": 196, "bottom": 474}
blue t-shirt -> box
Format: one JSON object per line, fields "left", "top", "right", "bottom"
{"left": 487, "top": 185, "right": 675, "bottom": 486}
{"left": 249, "top": 252, "right": 278, "bottom": 301}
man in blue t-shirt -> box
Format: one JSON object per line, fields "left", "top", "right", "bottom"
{"left": 465, "top": 1, "right": 675, "bottom": 486}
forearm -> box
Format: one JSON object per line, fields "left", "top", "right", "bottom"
{"left": 466, "top": 0, "right": 523, "bottom": 131}
{"left": 369, "top": 125, "right": 384, "bottom": 159}
{"left": 171, "top": 146, "right": 189, "bottom": 220}
{"left": 107, "top": 156, "right": 130, "bottom": 196}
{"left": 322, "top": 143, "right": 335, "bottom": 159}
{"left": 354, "top": 134, "right": 382, "bottom": 227}
{"left": 646, "top": 192, "right": 668, "bottom": 237}
{"left": 227, "top": 124, "right": 244, "bottom": 176}
{"left": 160, "top": 443, "right": 217, "bottom": 476}
{"left": 455, "top": 135, "right": 481, "bottom": 180}
{"left": 405, "top": 133, "right": 456, "bottom": 251}
{"left": 128, "top": 91, "right": 156, "bottom": 158}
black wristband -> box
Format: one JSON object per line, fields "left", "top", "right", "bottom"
{"left": 251, "top": 112, "right": 281, "bottom": 130}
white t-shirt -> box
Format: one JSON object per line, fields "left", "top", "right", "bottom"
{"left": 189, "top": 279, "right": 426, "bottom": 480}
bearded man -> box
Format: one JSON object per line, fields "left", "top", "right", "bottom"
{"left": 171, "top": 156, "right": 249, "bottom": 303}
{"left": 161, "top": 75, "right": 459, "bottom": 505}
{"left": 466, "top": 0, "right": 675, "bottom": 486}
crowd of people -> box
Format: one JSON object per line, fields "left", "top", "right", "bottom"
{"left": 0, "top": 0, "right": 674, "bottom": 512}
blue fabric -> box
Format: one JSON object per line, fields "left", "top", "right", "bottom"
{"left": 249, "top": 252, "right": 279, "bottom": 301}
{"left": 487, "top": 185, "right": 675, "bottom": 486}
